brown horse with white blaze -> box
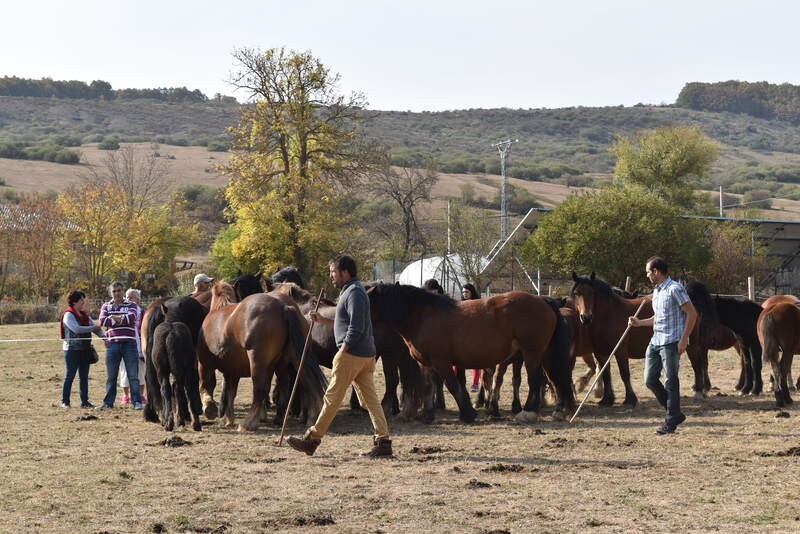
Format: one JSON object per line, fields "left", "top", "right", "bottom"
{"left": 367, "top": 283, "right": 575, "bottom": 423}
{"left": 197, "top": 281, "right": 327, "bottom": 431}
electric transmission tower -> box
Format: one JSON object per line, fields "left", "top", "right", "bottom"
{"left": 491, "top": 138, "right": 519, "bottom": 240}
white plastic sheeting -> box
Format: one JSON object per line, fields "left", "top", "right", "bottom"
{"left": 397, "top": 254, "right": 487, "bottom": 298}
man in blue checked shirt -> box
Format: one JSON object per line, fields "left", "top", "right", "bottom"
{"left": 628, "top": 256, "right": 697, "bottom": 435}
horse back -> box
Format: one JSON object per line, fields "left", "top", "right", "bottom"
{"left": 758, "top": 302, "right": 800, "bottom": 355}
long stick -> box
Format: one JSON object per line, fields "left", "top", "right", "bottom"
{"left": 277, "top": 288, "right": 325, "bottom": 446}
{"left": 569, "top": 298, "right": 648, "bottom": 423}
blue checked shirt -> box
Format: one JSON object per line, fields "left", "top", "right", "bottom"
{"left": 650, "top": 277, "right": 691, "bottom": 346}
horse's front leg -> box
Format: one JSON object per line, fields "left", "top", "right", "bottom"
{"left": 750, "top": 345, "right": 764, "bottom": 395}
{"left": 415, "top": 366, "right": 436, "bottom": 423}
{"left": 159, "top": 373, "right": 174, "bottom": 432}
{"left": 686, "top": 345, "right": 707, "bottom": 400}
{"left": 241, "top": 357, "right": 269, "bottom": 432}
{"left": 380, "top": 356, "right": 401, "bottom": 416}
{"left": 596, "top": 354, "right": 615, "bottom": 407}
{"left": 220, "top": 375, "right": 240, "bottom": 428}
{"left": 488, "top": 362, "right": 507, "bottom": 418}
{"left": 515, "top": 360, "right": 545, "bottom": 423}
{"left": 740, "top": 348, "right": 755, "bottom": 395}
{"left": 616, "top": 354, "right": 638, "bottom": 407}
{"left": 438, "top": 364, "right": 477, "bottom": 423}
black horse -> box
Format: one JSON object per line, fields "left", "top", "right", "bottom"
{"left": 150, "top": 319, "right": 202, "bottom": 431}
{"left": 686, "top": 281, "right": 763, "bottom": 395}
{"left": 143, "top": 296, "right": 207, "bottom": 424}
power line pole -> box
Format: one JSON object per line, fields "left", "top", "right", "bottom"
{"left": 491, "top": 138, "right": 519, "bottom": 240}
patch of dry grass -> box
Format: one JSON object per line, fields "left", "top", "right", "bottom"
{"left": 1, "top": 322, "right": 800, "bottom": 533}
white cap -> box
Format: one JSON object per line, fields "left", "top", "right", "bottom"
{"left": 194, "top": 273, "right": 214, "bottom": 285}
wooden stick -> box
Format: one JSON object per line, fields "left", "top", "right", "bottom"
{"left": 569, "top": 298, "right": 648, "bottom": 423}
{"left": 277, "top": 288, "right": 325, "bottom": 446}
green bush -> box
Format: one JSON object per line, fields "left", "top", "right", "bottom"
{"left": 98, "top": 139, "right": 120, "bottom": 150}
{"left": 207, "top": 141, "right": 229, "bottom": 152}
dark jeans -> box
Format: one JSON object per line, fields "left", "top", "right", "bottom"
{"left": 644, "top": 342, "right": 682, "bottom": 425}
{"left": 62, "top": 348, "right": 90, "bottom": 405}
{"left": 103, "top": 341, "right": 141, "bottom": 407}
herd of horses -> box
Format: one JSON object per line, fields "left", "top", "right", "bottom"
{"left": 137, "top": 267, "right": 800, "bottom": 434}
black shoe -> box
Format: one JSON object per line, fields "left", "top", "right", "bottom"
{"left": 80, "top": 402, "right": 95, "bottom": 409}
{"left": 673, "top": 413, "right": 686, "bottom": 427}
{"left": 656, "top": 423, "right": 677, "bottom": 435}
{"left": 361, "top": 437, "right": 393, "bottom": 458}
{"left": 287, "top": 432, "right": 321, "bottom": 456}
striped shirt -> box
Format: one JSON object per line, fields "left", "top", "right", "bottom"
{"left": 650, "top": 277, "right": 691, "bottom": 346}
{"left": 99, "top": 299, "right": 139, "bottom": 343}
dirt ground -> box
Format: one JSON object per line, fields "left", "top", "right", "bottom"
{"left": 1, "top": 322, "right": 799, "bottom": 534}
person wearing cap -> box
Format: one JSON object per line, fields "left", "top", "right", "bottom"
{"left": 193, "top": 273, "right": 214, "bottom": 294}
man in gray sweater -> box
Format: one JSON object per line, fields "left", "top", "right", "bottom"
{"left": 287, "top": 255, "right": 392, "bottom": 458}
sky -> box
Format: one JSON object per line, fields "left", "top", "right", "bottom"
{"left": 2, "top": 0, "right": 798, "bottom": 112}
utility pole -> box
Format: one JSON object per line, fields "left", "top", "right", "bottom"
{"left": 491, "top": 138, "right": 519, "bottom": 240}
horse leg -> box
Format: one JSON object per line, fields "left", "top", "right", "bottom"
{"left": 596, "top": 355, "right": 615, "bottom": 407}
{"left": 220, "top": 375, "right": 240, "bottom": 428}
{"left": 434, "top": 373, "right": 446, "bottom": 410}
{"left": 475, "top": 367, "right": 492, "bottom": 409}
{"left": 751, "top": 345, "right": 764, "bottom": 395}
{"left": 740, "top": 347, "right": 755, "bottom": 395}
{"left": 380, "top": 356, "right": 401, "bottom": 416}
{"left": 159, "top": 373, "right": 174, "bottom": 432}
{"left": 397, "top": 356, "right": 422, "bottom": 421}
{"left": 780, "top": 353, "right": 794, "bottom": 405}
{"left": 175, "top": 376, "right": 190, "bottom": 427}
{"left": 198, "top": 357, "right": 219, "bottom": 420}
{"left": 415, "top": 366, "right": 436, "bottom": 423}
{"left": 687, "top": 345, "right": 706, "bottom": 399}
{"left": 241, "top": 357, "right": 269, "bottom": 432}
{"left": 516, "top": 360, "right": 545, "bottom": 423}
{"left": 488, "top": 362, "right": 507, "bottom": 418}
{"left": 185, "top": 365, "right": 203, "bottom": 431}
{"left": 437, "top": 364, "right": 477, "bottom": 423}
{"left": 511, "top": 357, "right": 523, "bottom": 414}
{"left": 615, "top": 355, "right": 637, "bottom": 407}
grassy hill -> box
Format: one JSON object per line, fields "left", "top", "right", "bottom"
{"left": 3, "top": 94, "right": 800, "bottom": 205}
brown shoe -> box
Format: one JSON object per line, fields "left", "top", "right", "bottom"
{"left": 287, "top": 433, "right": 321, "bottom": 456}
{"left": 361, "top": 437, "right": 393, "bottom": 458}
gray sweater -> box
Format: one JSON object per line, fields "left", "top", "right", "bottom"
{"left": 334, "top": 278, "right": 376, "bottom": 357}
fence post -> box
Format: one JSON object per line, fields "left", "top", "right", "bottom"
{"left": 624, "top": 276, "right": 632, "bottom": 293}
{"left": 747, "top": 276, "right": 755, "bottom": 301}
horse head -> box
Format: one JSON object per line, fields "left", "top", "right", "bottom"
{"left": 210, "top": 280, "right": 237, "bottom": 311}
{"left": 271, "top": 266, "right": 305, "bottom": 289}
{"left": 571, "top": 271, "right": 597, "bottom": 325}
{"left": 229, "top": 271, "right": 263, "bottom": 300}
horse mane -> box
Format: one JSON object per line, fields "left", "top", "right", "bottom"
{"left": 685, "top": 280, "right": 720, "bottom": 327}
{"left": 571, "top": 274, "right": 615, "bottom": 300}
{"left": 369, "top": 282, "right": 456, "bottom": 327}
{"left": 210, "top": 281, "right": 237, "bottom": 311}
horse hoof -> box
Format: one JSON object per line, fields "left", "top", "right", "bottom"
{"left": 193, "top": 422, "right": 202, "bottom": 432}
{"left": 203, "top": 403, "right": 219, "bottom": 420}
{"left": 598, "top": 398, "right": 614, "bottom": 407}
{"left": 514, "top": 410, "right": 540, "bottom": 424}
{"left": 551, "top": 410, "right": 567, "bottom": 422}
{"left": 511, "top": 401, "right": 522, "bottom": 414}
{"left": 693, "top": 391, "right": 705, "bottom": 400}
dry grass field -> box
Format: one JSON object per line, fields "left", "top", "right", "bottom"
{"left": 2, "top": 322, "right": 800, "bottom": 533}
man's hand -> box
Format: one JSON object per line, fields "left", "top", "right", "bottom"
{"left": 628, "top": 316, "right": 641, "bottom": 327}
{"left": 309, "top": 311, "right": 322, "bottom": 324}
{"left": 678, "top": 338, "right": 688, "bottom": 355}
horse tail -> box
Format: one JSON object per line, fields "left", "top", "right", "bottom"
{"left": 759, "top": 309, "right": 780, "bottom": 366}
{"left": 283, "top": 307, "right": 328, "bottom": 412}
{"left": 545, "top": 299, "right": 576, "bottom": 411}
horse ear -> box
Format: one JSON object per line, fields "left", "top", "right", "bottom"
{"left": 254, "top": 270, "right": 263, "bottom": 279}
{"left": 236, "top": 269, "right": 242, "bottom": 276}
{"left": 571, "top": 271, "right": 578, "bottom": 282}
{"left": 590, "top": 272, "right": 596, "bottom": 280}
{"left": 232, "top": 280, "right": 240, "bottom": 290}
{"left": 395, "top": 281, "right": 400, "bottom": 286}
{"left": 160, "top": 302, "right": 168, "bottom": 315}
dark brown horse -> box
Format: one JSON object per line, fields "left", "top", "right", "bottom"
{"left": 367, "top": 283, "right": 575, "bottom": 423}
{"left": 272, "top": 282, "right": 423, "bottom": 420}
{"left": 758, "top": 300, "right": 800, "bottom": 406}
{"left": 197, "top": 281, "right": 327, "bottom": 430}
{"left": 570, "top": 273, "right": 653, "bottom": 407}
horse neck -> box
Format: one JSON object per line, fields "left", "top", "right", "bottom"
{"left": 210, "top": 293, "right": 235, "bottom": 311}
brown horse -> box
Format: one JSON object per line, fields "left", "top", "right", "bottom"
{"left": 367, "top": 283, "right": 575, "bottom": 423}
{"left": 479, "top": 304, "right": 600, "bottom": 418}
{"left": 197, "top": 281, "right": 327, "bottom": 430}
{"left": 272, "top": 282, "right": 423, "bottom": 420}
{"left": 758, "top": 300, "right": 800, "bottom": 406}
{"left": 570, "top": 273, "right": 654, "bottom": 407}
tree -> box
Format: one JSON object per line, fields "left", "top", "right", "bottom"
{"left": 15, "top": 196, "right": 72, "bottom": 299}
{"left": 611, "top": 125, "right": 718, "bottom": 210}
{"left": 223, "top": 47, "right": 384, "bottom": 277}
{"left": 520, "top": 187, "right": 711, "bottom": 289}
{"left": 442, "top": 202, "right": 498, "bottom": 290}
{"left": 87, "top": 145, "right": 170, "bottom": 215}
{"left": 367, "top": 165, "right": 438, "bottom": 259}
{"left": 697, "top": 222, "right": 771, "bottom": 294}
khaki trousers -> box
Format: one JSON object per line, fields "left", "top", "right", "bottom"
{"left": 308, "top": 350, "right": 390, "bottom": 441}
